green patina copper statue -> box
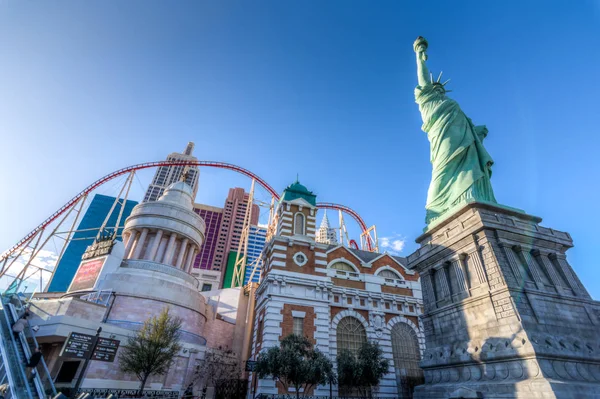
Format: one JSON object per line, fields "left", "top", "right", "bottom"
{"left": 413, "top": 37, "right": 497, "bottom": 226}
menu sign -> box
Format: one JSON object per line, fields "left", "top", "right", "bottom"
{"left": 68, "top": 258, "right": 106, "bottom": 292}
{"left": 91, "top": 337, "right": 120, "bottom": 362}
{"left": 61, "top": 332, "right": 97, "bottom": 359}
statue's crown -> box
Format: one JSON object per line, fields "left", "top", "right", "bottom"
{"left": 431, "top": 71, "right": 451, "bottom": 92}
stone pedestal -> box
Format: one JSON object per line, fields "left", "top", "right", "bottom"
{"left": 407, "top": 202, "right": 600, "bottom": 399}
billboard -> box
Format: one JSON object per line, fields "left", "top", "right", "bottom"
{"left": 68, "top": 257, "right": 106, "bottom": 292}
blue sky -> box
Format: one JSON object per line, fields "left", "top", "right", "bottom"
{"left": 1, "top": 1, "right": 599, "bottom": 297}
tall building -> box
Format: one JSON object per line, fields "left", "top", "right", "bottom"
{"left": 192, "top": 203, "right": 223, "bottom": 270}
{"left": 244, "top": 225, "right": 267, "bottom": 285}
{"left": 47, "top": 194, "right": 138, "bottom": 292}
{"left": 211, "top": 188, "right": 259, "bottom": 274}
{"left": 143, "top": 142, "right": 200, "bottom": 202}
{"left": 315, "top": 211, "right": 338, "bottom": 245}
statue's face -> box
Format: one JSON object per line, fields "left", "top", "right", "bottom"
{"left": 433, "top": 85, "right": 445, "bottom": 96}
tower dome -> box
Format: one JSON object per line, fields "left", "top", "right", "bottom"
{"left": 281, "top": 179, "right": 317, "bottom": 206}
{"left": 158, "top": 181, "right": 194, "bottom": 208}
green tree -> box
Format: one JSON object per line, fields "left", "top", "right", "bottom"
{"left": 119, "top": 308, "right": 183, "bottom": 396}
{"left": 337, "top": 341, "right": 389, "bottom": 398}
{"left": 255, "top": 334, "right": 335, "bottom": 399}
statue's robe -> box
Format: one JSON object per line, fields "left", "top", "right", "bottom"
{"left": 415, "top": 84, "right": 497, "bottom": 224}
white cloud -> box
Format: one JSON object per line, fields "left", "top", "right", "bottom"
{"left": 0, "top": 248, "right": 58, "bottom": 291}
{"left": 380, "top": 234, "right": 406, "bottom": 255}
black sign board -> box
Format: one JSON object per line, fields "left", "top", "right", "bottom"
{"left": 245, "top": 360, "right": 257, "bottom": 372}
{"left": 61, "top": 332, "right": 97, "bottom": 359}
{"left": 82, "top": 239, "right": 115, "bottom": 260}
{"left": 91, "top": 337, "right": 120, "bottom": 363}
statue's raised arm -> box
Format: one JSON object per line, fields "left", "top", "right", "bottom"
{"left": 414, "top": 36, "right": 430, "bottom": 88}
{"left": 411, "top": 37, "right": 497, "bottom": 227}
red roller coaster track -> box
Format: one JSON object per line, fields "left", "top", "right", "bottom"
{"left": 1, "top": 160, "right": 374, "bottom": 261}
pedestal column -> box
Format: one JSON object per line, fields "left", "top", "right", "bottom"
{"left": 146, "top": 229, "right": 163, "bottom": 261}
{"left": 185, "top": 246, "right": 197, "bottom": 274}
{"left": 124, "top": 229, "right": 138, "bottom": 258}
{"left": 131, "top": 228, "right": 149, "bottom": 259}
{"left": 175, "top": 238, "right": 189, "bottom": 269}
{"left": 163, "top": 233, "right": 178, "bottom": 265}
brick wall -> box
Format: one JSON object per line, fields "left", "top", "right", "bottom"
{"left": 327, "top": 247, "right": 419, "bottom": 281}
{"left": 331, "top": 278, "right": 366, "bottom": 290}
{"left": 280, "top": 304, "right": 316, "bottom": 344}
{"left": 381, "top": 285, "right": 413, "bottom": 296}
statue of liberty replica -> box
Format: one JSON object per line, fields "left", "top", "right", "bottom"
{"left": 413, "top": 36, "right": 496, "bottom": 226}
{"left": 407, "top": 38, "right": 600, "bottom": 399}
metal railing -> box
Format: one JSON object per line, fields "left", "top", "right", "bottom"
{"left": 0, "top": 321, "right": 18, "bottom": 399}
{"left": 78, "top": 387, "right": 179, "bottom": 398}
{"left": 6, "top": 295, "right": 57, "bottom": 397}
{"left": 0, "top": 300, "right": 33, "bottom": 398}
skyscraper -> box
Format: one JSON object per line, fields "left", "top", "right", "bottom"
{"left": 244, "top": 225, "right": 267, "bottom": 285}
{"left": 211, "top": 188, "right": 259, "bottom": 274}
{"left": 316, "top": 211, "right": 338, "bottom": 245}
{"left": 47, "top": 194, "right": 138, "bottom": 292}
{"left": 143, "top": 142, "right": 200, "bottom": 202}
{"left": 192, "top": 203, "right": 223, "bottom": 270}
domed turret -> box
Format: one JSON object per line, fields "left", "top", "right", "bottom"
{"left": 158, "top": 181, "right": 194, "bottom": 208}
{"left": 121, "top": 181, "right": 205, "bottom": 271}
{"left": 281, "top": 179, "right": 316, "bottom": 206}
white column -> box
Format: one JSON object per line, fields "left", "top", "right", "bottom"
{"left": 175, "top": 238, "right": 189, "bottom": 269}
{"left": 131, "top": 228, "right": 149, "bottom": 260}
{"left": 146, "top": 230, "right": 163, "bottom": 261}
{"left": 124, "top": 229, "right": 137, "bottom": 258}
{"left": 163, "top": 233, "right": 178, "bottom": 265}
{"left": 185, "top": 246, "right": 198, "bottom": 273}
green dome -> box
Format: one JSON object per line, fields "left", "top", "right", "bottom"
{"left": 281, "top": 179, "right": 316, "bottom": 206}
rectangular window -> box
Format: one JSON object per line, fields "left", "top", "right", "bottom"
{"left": 360, "top": 299, "right": 365, "bottom": 307}
{"left": 201, "top": 284, "right": 213, "bottom": 292}
{"left": 409, "top": 305, "right": 414, "bottom": 313}
{"left": 293, "top": 317, "right": 304, "bottom": 337}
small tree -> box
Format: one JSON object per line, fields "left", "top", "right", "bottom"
{"left": 337, "top": 341, "right": 389, "bottom": 398}
{"left": 256, "top": 334, "right": 335, "bottom": 399}
{"left": 119, "top": 308, "right": 183, "bottom": 396}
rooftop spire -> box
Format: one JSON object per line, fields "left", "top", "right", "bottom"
{"left": 184, "top": 142, "right": 195, "bottom": 156}
{"left": 316, "top": 211, "right": 338, "bottom": 246}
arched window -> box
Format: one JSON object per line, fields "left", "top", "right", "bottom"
{"left": 336, "top": 316, "right": 367, "bottom": 355}
{"left": 330, "top": 262, "right": 355, "bottom": 272}
{"left": 391, "top": 323, "right": 423, "bottom": 399}
{"left": 294, "top": 213, "right": 305, "bottom": 235}
{"left": 337, "top": 317, "right": 368, "bottom": 397}
{"left": 330, "top": 262, "right": 359, "bottom": 279}
{"left": 377, "top": 269, "right": 405, "bottom": 285}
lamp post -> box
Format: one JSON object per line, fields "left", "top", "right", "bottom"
{"left": 72, "top": 327, "right": 102, "bottom": 398}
